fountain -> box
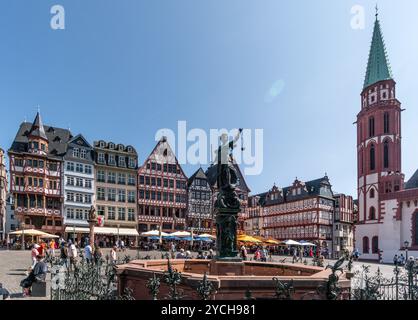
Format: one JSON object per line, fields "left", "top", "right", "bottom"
{"left": 116, "top": 130, "right": 351, "bottom": 300}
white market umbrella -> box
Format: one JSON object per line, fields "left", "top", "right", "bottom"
{"left": 283, "top": 240, "right": 302, "bottom": 246}
{"left": 169, "top": 231, "right": 191, "bottom": 238}
{"left": 198, "top": 233, "right": 216, "bottom": 239}
{"left": 141, "top": 230, "right": 169, "bottom": 237}
{"left": 299, "top": 242, "right": 316, "bottom": 246}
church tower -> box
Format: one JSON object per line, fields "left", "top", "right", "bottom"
{"left": 356, "top": 12, "right": 404, "bottom": 260}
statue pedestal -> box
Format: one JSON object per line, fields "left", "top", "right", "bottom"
{"left": 88, "top": 220, "right": 95, "bottom": 248}
{"left": 215, "top": 207, "right": 241, "bottom": 261}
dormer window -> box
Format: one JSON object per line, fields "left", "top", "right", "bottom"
{"left": 127, "top": 146, "right": 133, "bottom": 153}
{"left": 118, "top": 144, "right": 124, "bottom": 151}
{"left": 80, "top": 149, "right": 87, "bottom": 159}
{"left": 73, "top": 148, "right": 80, "bottom": 158}
{"left": 109, "top": 143, "right": 115, "bottom": 150}
{"left": 99, "top": 141, "right": 105, "bottom": 148}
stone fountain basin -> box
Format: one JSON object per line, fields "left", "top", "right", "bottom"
{"left": 116, "top": 259, "right": 351, "bottom": 300}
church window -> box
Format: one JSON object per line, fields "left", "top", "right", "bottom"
{"left": 383, "top": 141, "right": 389, "bottom": 168}
{"left": 370, "top": 188, "right": 375, "bottom": 198}
{"left": 384, "top": 112, "right": 390, "bottom": 133}
{"left": 368, "top": 117, "right": 375, "bottom": 137}
{"left": 369, "top": 206, "right": 376, "bottom": 220}
{"left": 370, "top": 145, "right": 376, "bottom": 171}
{"left": 372, "top": 236, "right": 379, "bottom": 254}
{"left": 363, "top": 237, "right": 369, "bottom": 254}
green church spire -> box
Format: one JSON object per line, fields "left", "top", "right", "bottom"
{"left": 363, "top": 13, "right": 393, "bottom": 89}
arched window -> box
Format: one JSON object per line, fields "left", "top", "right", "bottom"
{"left": 384, "top": 112, "right": 390, "bottom": 133}
{"left": 370, "top": 188, "right": 375, "bottom": 198}
{"left": 359, "top": 149, "right": 364, "bottom": 174}
{"left": 384, "top": 141, "right": 389, "bottom": 168}
{"left": 370, "top": 145, "right": 376, "bottom": 171}
{"left": 369, "top": 207, "right": 376, "bottom": 220}
{"left": 369, "top": 117, "right": 375, "bottom": 137}
{"left": 363, "top": 236, "right": 370, "bottom": 254}
{"left": 372, "top": 236, "right": 379, "bottom": 254}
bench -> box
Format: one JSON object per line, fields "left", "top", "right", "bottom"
{"left": 32, "top": 281, "right": 47, "bottom": 297}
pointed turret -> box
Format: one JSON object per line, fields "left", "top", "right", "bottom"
{"left": 363, "top": 15, "right": 393, "bottom": 89}
{"left": 29, "top": 112, "right": 48, "bottom": 141}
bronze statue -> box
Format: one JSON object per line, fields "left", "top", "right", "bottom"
{"left": 215, "top": 129, "right": 243, "bottom": 210}
{"left": 88, "top": 205, "right": 97, "bottom": 222}
{"left": 214, "top": 129, "right": 244, "bottom": 260}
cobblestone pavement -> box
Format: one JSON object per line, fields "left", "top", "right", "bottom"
{"left": 0, "top": 249, "right": 401, "bottom": 300}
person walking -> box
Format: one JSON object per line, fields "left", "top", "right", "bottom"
{"left": 292, "top": 247, "right": 298, "bottom": 263}
{"left": 298, "top": 247, "right": 304, "bottom": 263}
{"left": 84, "top": 243, "right": 93, "bottom": 263}
{"left": 60, "top": 242, "right": 68, "bottom": 268}
{"left": 93, "top": 245, "right": 103, "bottom": 265}
{"left": 49, "top": 239, "right": 56, "bottom": 257}
{"left": 393, "top": 254, "right": 399, "bottom": 266}
{"left": 111, "top": 246, "right": 118, "bottom": 264}
{"left": 241, "top": 245, "right": 248, "bottom": 261}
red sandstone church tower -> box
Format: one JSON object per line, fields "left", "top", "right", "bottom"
{"left": 355, "top": 12, "right": 406, "bottom": 261}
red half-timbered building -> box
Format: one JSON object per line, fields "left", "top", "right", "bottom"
{"left": 8, "top": 112, "right": 71, "bottom": 236}
{"left": 263, "top": 176, "right": 335, "bottom": 253}
{"left": 137, "top": 137, "right": 188, "bottom": 233}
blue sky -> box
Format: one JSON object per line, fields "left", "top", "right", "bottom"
{"left": 1, "top": 0, "right": 418, "bottom": 196}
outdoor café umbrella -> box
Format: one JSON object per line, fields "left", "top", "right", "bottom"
{"left": 237, "top": 235, "right": 262, "bottom": 243}
{"left": 264, "top": 239, "right": 281, "bottom": 245}
{"left": 140, "top": 230, "right": 169, "bottom": 237}
{"left": 40, "top": 233, "right": 60, "bottom": 239}
{"left": 283, "top": 240, "right": 302, "bottom": 246}
{"left": 299, "top": 241, "right": 316, "bottom": 246}
{"left": 169, "top": 231, "right": 191, "bottom": 238}
{"left": 9, "top": 229, "right": 49, "bottom": 237}
{"left": 198, "top": 233, "right": 216, "bottom": 239}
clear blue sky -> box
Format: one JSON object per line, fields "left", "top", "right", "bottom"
{"left": 1, "top": 0, "right": 418, "bottom": 196}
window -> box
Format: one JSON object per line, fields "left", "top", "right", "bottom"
{"left": 370, "top": 188, "right": 375, "bottom": 199}
{"left": 67, "top": 192, "right": 74, "bottom": 202}
{"left": 76, "top": 178, "right": 83, "bottom": 187}
{"left": 108, "top": 154, "right": 116, "bottom": 165}
{"left": 368, "top": 117, "right": 375, "bottom": 137}
{"left": 384, "top": 141, "right": 389, "bottom": 168}
{"left": 97, "top": 188, "right": 105, "bottom": 200}
{"left": 370, "top": 145, "right": 376, "bottom": 171}
{"left": 76, "top": 209, "right": 83, "bottom": 220}
{"left": 128, "top": 209, "right": 135, "bottom": 221}
{"left": 76, "top": 193, "right": 83, "bottom": 203}
{"left": 108, "top": 172, "right": 116, "bottom": 184}
{"left": 97, "top": 206, "right": 105, "bottom": 216}
{"left": 118, "top": 156, "right": 126, "bottom": 167}
{"left": 372, "top": 236, "right": 379, "bottom": 254}
{"left": 67, "top": 177, "right": 74, "bottom": 186}
{"left": 67, "top": 208, "right": 74, "bottom": 219}
{"left": 98, "top": 153, "right": 105, "bottom": 164}
{"left": 108, "top": 207, "right": 116, "bottom": 220}
{"left": 80, "top": 149, "right": 87, "bottom": 159}
{"left": 414, "top": 212, "right": 418, "bottom": 246}
{"left": 73, "top": 148, "right": 80, "bottom": 158}
{"left": 108, "top": 189, "right": 116, "bottom": 201}
{"left": 84, "top": 165, "right": 92, "bottom": 175}
{"left": 128, "top": 191, "right": 136, "bottom": 203}
{"left": 84, "top": 195, "right": 92, "bottom": 204}
{"left": 384, "top": 112, "right": 390, "bottom": 134}
{"left": 369, "top": 206, "right": 376, "bottom": 220}
{"left": 67, "top": 162, "right": 74, "bottom": 172}
{"left": 139, "top": 175, "right": 144, "bottom": 185}
{"left": 76, "top": 163, "right": 83, "bottom": 173}
{"left": 362, "top": 236, "right": 369, "bottom": 253}
{"left": 118, "top": 189, "right": 126, "bottom": 202}
{"left": 128, "top": 174, "right": 136, "bottom": 186}
{"left": 118, "top": 208, "right": 126, "bottom": 221}
{"left": 97, "top": 170, "right": 105, "bottom": 182}
{"left": 118, "top": 173, "right": 126, "bottom": 185}
{"left": 85, "top": 180, "right": 92, "bottom": 189}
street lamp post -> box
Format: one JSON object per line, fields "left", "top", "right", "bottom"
{"left": 404, "top": 240, "right": 409, "bottom": 261}
{"left": 21, "top": 222, "right": 25, "bottom": 251}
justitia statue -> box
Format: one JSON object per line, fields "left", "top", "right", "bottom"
{"left": 88, "top": 205, "right": 97, "bottom": 222}
{"left": 214, "top": 129, "right": 243, "bottom": 260}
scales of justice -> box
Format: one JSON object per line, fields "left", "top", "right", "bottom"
{"left": 213, "top": 128, "right": 245, "bottom": 262}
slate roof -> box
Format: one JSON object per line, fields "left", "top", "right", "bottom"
{"left": 187, "top": 167, "right": 208, "bottom": 187}
{"left": 29, "top": 112, "right": 48, "bottom": 140}
{"left": 405, "top": 169, "right": 418, "bottom": 190}
{"left": 9, "top": 121, "right": 72, "bottom": 160}
{"left": 363, "top": 16, "right": 393, "bottom": 89}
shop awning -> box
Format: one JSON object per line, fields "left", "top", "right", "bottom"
{"left": 94, "top": 227, "right": 139, "bottom": 237}
{"left": 65, "top": 227, "right": 90, "bottom": 234}
{"left": 65, "top": 227, "right": 139, "bottom": 237}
